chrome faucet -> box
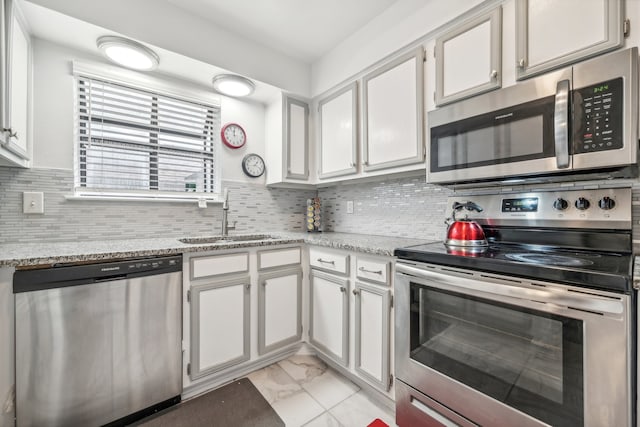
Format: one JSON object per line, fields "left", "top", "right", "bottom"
{"left": 221, "top": 188, "right": 236, "bottom": 236}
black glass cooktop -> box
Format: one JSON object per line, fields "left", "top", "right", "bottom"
{"left": 394, "top": 240, "right": 633, "bottom": 294}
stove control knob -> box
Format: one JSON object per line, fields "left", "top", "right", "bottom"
{"left": 575, "top": 197, "right": 591, "bottom": 210}
{"left": 598, "top": 196, "right": 616, "bottom": 210}
{"left": 553, "top": 198, "right": 569, "bottom": 211}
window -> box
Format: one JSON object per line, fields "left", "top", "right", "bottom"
{"left": 75, "top": 75, "right": 220, "bottom": 198}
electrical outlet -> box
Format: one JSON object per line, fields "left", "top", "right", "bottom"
{"left": 23, "top": 192, "right": 44, "bottom": 214}
{"left": 347, "top": 200, "right": 354, "bottom": 214}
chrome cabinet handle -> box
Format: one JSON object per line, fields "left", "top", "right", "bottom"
{"left": 352, "top": 289, "right": 360, "bottom": 296}
{"left": 359, "top": 266, "right": 382, "bottom": 275}
{"left": 518, "top": 58, "right": 526, "bottom": 68}
{"left": 554, "top": 79, "right": 570, "bottom": 169}
{"left": 340, "top": 286, "right": 346, "bottom": 293}
{"left": 317, "top": 258, "right": 335, "bottom": 265}
{"left": 490, "top": 70, "right": 498, "bottom": 79}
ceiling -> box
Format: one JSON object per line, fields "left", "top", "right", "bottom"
{"left": 165, "top": 0, "right": 400, "bottom": 63}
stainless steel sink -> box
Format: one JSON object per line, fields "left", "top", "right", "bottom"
{"left": 178, "top": 234, "right": 277, "bottom": 244}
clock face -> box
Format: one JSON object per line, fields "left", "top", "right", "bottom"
{"left": 221, "top": 123, "right": 246, "bottom": 149}
{"left": 242, "top": 153, "right": 265, "bottom": 178}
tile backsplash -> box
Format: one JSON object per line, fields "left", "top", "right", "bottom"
{"left": 3, "top": 167, "right": 640, "bottom": 246}
{"left": 0, "top": 167, "right": 315, "bottom": 244}
{"left": 318, "top": 176, "right": 453, "bottom": 241}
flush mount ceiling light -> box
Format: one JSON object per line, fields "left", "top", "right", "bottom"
{"left": 212, "top": 74, "right": 255, "bottom": 97}
{"left": 97, "top": 36, "right": 159, "bottom": 71}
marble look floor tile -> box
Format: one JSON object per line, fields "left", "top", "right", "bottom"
{"left": 271, "top": 389, "right": 325, "bottom": 427}
{"left": 247, "top": 363, "right": 302, "bottom": 404}
{"left": 302, "top": 368, "right": 360, "bottom": 410}
{"left": 302, "top": 412, "right": 343, "bottom": 427}
{"left": 278, "top": 355, "right": 328, "bottom": 383}
{"left": 329, "top": 391, "right": 397, "bottom": 427}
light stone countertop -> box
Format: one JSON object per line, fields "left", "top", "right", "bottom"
{"left": 0, "top": 232, "right": 434, "bottom": 268}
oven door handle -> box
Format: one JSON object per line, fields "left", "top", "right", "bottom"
{"left": 396, "top": 263, "right": 624, "bottom": 315}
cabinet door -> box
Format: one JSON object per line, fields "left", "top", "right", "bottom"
{"left": 362, "top": 47, "right": 424, "bottom": 172}
{"left": 190, "top": 277, "right": 250, "bottom": 380}
{"left": 435, "top": 7, "right": 502, "bottom": 106}
{"left": 258, "top": 268, "right": 302, "bottom": 355}
{"left": 318, "top": 82, "right": 358, "bottom": 179}
{"left": 0, "top": 0, "right": 29, "bottom": 164}
{"left": 284, "top": 95, "right": 309, "bottom": 180}
{"left": 516, "top": 0, "right": 623, "bottom": 80}
{"left": 309, "top": 271, "right": 349, "bottom": 366}
{"left": 354, "top": 282, "right": 391, "bottom": 391}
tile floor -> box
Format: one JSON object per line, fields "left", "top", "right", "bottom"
{"left": 248, "top": 354, "right": 397, "bottom": 427}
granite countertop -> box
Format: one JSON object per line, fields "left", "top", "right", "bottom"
{"left": 0, "top": 232, "right": 434, "bottom": 268}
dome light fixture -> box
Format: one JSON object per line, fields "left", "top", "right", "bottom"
{"left": 97, "top": 36, "right": 159, "bottom": 71}
{"left": 212, "top": 74, "right": 255, "bottom": 97}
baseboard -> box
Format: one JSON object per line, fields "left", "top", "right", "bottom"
{"left": 182, "top": 341, "right": 397, "bottom": 415}
{"left": 182, "top": 343, "right": 303, "bottom": 400}
{"left": 313, "top": 351, "right": 396, "bottom": 412}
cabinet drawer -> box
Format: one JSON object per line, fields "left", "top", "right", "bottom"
{"left": 309, "top": 247, "right": 349, "bottom": 275}
{"left": 190, "top": 252, "right": 249, "bottom": 280}
{"left": 356, "top": 257, "right": 390, "bottom": 285}
{"left": 258, "top": 247, "right": 301, "bottom": 270}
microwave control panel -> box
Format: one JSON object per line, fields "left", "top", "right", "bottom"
{"left": 573, "top": 77, "right": 623, "bottom": 154}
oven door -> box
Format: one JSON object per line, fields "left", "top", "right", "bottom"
{"left": 427, "top": 67, "right": 572, "bottom": 184}
{"left": 395, "top": 261, "right": 632, "bottom": 427}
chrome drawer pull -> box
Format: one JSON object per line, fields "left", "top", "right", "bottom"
{"left": 317, "top": 258, "right": 335, "bottom": 265}
{"left": 359, "top": 266, "right": 382, "bottom": 275}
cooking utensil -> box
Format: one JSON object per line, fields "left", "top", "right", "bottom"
{"left": 444, "top": 201, "right": 487, "bottom": 247}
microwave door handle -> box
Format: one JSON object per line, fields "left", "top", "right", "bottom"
{"left": 554, "top": 79, "right": 571, "bottom": 169}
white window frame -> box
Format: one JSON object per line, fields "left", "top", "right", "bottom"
{"left": 71, "top": 60, "right": 222, "bottom": 202}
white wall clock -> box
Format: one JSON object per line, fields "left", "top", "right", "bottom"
{"left": 242, "top": 153, "right": 265, "bottom": 178}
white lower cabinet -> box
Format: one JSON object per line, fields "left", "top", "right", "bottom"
{"left": 309, "top": 270, "right": 350, "bottom": 366}
{"left": 189, "top": 277, "right": 251, "bottom": 380}
{"left": 354, "top": 281, "right": 392, "bottom": 391}
{"left": 258, "top": 267, "right": 302, "bottom": 355}
{"left": 183, "top": 245, "right": 303, "bottom": 394}
{"left": 308, "top": 248, "right": 395, "bottom": 395}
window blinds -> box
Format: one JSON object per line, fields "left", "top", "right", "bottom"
{"left": 76, "top": 76, "right": 220, "bottom": 196}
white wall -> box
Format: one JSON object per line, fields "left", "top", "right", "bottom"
{"left": 311, "top": 0, "right": 485, "bottom": 96}
{"left": 311, "top": 0, "right": 640, "bottom": 97}
{"left": 25, "top": 0, "right": 311, "bottom": 97}
{"left": 31, "top": 37, "right": 268, "bottom": 185}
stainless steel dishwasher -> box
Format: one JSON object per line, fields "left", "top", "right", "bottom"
{"left": 13, "top": 255, "right": 183, "bottom": 427}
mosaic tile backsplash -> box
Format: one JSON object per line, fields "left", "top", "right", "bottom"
{"left": 0, "top": 167, "right": 315, "bottom": 244}
{"left": 3, "top": 167, "right": 640, "bottom": 245}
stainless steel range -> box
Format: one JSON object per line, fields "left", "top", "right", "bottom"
{"left": 394, "top": 188, "right": 635, "bottom": 427}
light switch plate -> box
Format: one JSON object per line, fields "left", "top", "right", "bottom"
{"left": 23, "top": 192, "right": 44, "bottom": 214}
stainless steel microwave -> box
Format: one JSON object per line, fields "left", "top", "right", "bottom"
{"left": 427, "top": 47, "right": 639, "bottom": 184}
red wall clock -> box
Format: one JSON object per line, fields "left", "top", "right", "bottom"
{"left": 221, "top": 123, "right": 246, "bottom": 149}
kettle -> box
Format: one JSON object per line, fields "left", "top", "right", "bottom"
{"left": 444, "top": 201, "right": 488, "bottom": 248}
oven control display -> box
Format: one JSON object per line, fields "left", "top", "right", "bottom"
{"left": 573, "top": 77, "right": 623, "bottom": 153}
{"left": 502, "top": 198, "right": 538, "bottom": 212}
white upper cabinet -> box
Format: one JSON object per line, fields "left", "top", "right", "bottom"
{"left": 318, "top": 82, "right": 358, "bottom": 179}
{"left": 435, "top": 7, "right": 502, "bottom": 106}
{"left": 285, "top": 96, "right": 309, "bottom": 180}
{"left": 516, "top": 0, "right": 624, "bottom": 80}
{"left": 265, "top": 93, "right": 312, "bottom": 187}
{"left": 0, "top": 0, "right": 30, "bottom": 167}
{"left": 362, "top": 47, "right": 424, "bottom": 172}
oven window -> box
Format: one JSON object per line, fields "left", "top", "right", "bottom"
{"left": 409, "top": 283, "right": 583, "bottom": 427}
